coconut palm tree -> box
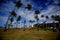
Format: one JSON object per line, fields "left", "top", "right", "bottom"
{"left": 8, "top": 17, "right": 14, "bottom": 29}
{"left": 10, "top": 11, "right": 17, "bottom": 17}
{"left": 35, "top": 10, "right": 40, "bottom": 15}
{"left": 29, "top": 20, "right": 32, "bottom": 25}
{"left": 4, "top": 11, "right": 17, "bottom": 31}
{"left": 34, "top": 10, "right": 40, "bottom": 30}
{"left": 14, "top": 0, "right": 22, "bottom": 8}
{"left": 51, "top": 15, "right": 57, "bottom": 31}
{"left": 16, "top": 16, "right": 21, "bottom": 28}
{"left": 9, "top": 17, "right": 14, "bottom": 28}
{"left": 45, "top": 16, "right": 49, "bottom": 29}
{"left": 51, "top": 15, "right": 56, "bottom": 27}
{"left": 34, "top": 10, "right": 40, "bottom": 23}
{"left": 23, "top": 20, "right": 26, "bottom": 31}
{"left": 35, "top": 15, "right": 39, "bottom": 23}
{"left": 53, "top": 14, "right": 60, "bottom": 31}
{"left": 26, "top": 4, "right": 32, "bottom": 10}
{"left": 41, "top": 15, "right": 44, "bottom": 28}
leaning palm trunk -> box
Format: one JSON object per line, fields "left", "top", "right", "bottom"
{"left": 8, "top": 22, "right": 12, "bottom": 29}
{"left": 36, "top": 20, "right": 38, "bottom": 30}
{"left": 23, "top": 19, "right": 26, "bottom": 31}
{"left": 16, "top": 21, "right": 18, "bottom": 29}
{"left": 23, "top": 23, "right": 25, "bottom": 31}
{"left": 4, "top": 15, "right": 11, "bottom": 31}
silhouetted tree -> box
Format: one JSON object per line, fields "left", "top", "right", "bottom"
{"left": 45, "top": 16, "right": 49, "bottom": 29}
{"left": 4, "top": 11, "right": 17, "bottom": 31}
{"left": 34, "top": 10, "right": 40, "bottom": 23}
{"left": 51, "top": 15, "right": 57, "bottom": 31}
{"left": 51, "top": 15, "right": 55, "bottom": 26}
{"left": 23, "top": 20, "right": 26, "bottom": 31}
{"left": 29, "top": 20, "right": 34, "bottom": 25}
{"left": 9, "top": 17, "right": 14, "bottom": 28}
{"left": 41, "top": 15, "right": 44, "bottom": 28}
{"left": 14, "top": 0, "right": 22, "bottom": 8}
{"left": 26, "top": 4, "right": 32, "bottom": 10}
{"left": 52, "top": 14, "right": 60, "bottom": 32}
{"left": 16, "top": 16, "right": 21, "bottom": 28}
{"left": 34, "top": 10, "right": 40, "bottom": 30}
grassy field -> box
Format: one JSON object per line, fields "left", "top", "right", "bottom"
{"left": 0, "top": 28, "right": 60, "bottom": 40}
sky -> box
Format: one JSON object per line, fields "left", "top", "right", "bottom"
{"left": 0, "top": 0, "right": 60, "bottom": 27}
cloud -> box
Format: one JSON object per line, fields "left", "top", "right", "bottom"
{"left": 0, "top": 0, "right": 60, "bottom": 27}
{"left": 0, "top": 16, "right": 8, "bottom": 26}
{"left": 0, "top": 1, "right": 15, "bottom": 12}
{"left": 53, "top": 0, "right": 60, "bottom": 4}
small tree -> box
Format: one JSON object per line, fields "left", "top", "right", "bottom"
{"left": 34, "top": 10, "right": 40, "bottom": 23}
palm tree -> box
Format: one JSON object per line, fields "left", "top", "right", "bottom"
{"left": 34, "top": 10, "right": 40, "bottom": 23}
{"left": 26, "top": 4, "right": 32, "bottom": 10}
{"left": 34, "top": 10, "right": 40, "bottom": 30}
{"left": 29, "top": 20, "right": 32, "bottom": 25}
{"left": 14, "top": 0, "right": 22, "bottom": 8}
{"left": 29, "top": 20, "right": 34, "bottom": 27}
{"left": 51, "top": 15, "right": 55, "bottom": 27}
{"left": 8, "top": 17, "right": 14, "bottom": 29}
{"left": 53, "top": 14, "right": 60, "bottom": 31}
{"left": 4, "top": 11, "right": 17, "bottom": 31}
{"left": 16, "top": 16, "right": 21, "bottom": 28}
{"left": 35, "top": 15, "right": 39, "bottom": 23}
{"left": 51, "top": 15, "right": 57, "bottom": 31}
{"left": 45, "top": 16, "right": 49, "bottom": 29}
{"left": 41, "top": 15, "right": 44, "bottom": 17}
{"left": 23, "top": 20, "right": 26, "bottom": 31}
{"left": 41, "top": 15, "right": 44, "bottom": 28}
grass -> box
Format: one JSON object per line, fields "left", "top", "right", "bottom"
{"left": 0, "top": 28, "right": 60, "bottom": 40}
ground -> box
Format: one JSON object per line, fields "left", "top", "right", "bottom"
{"left": 0, "top": 28, "right": 60, "bottom": 40}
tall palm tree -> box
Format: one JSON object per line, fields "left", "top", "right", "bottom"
{"left": 8, "top": 17, "right": 14, "bottom": 28}
{"left": 51, "top": 15, "right": 57, "bottom": 31}
{"left": 26, "top": 4, "right": 32, "bottom": 10}
{"left": 53, "top": 14, "right": 60, "bottom": 31}
{"left": 41, "top": 15, "right": 44, "bottom": 28}
{"left": 16, "top": 16, "right": 21, "bottom": 28}
{"left": 35, "top": 15, "right": 39, "bottom": 23}
{"left": 14, "top": 0, "right": 22, "bottom": 8}
{"left": 4, "top": 11, "right": 17, "bottom": 31}
{"left": 51, "top": 15, "right": 56, "bottom": 28}
{"left": 34, "top": 10, "right": 40, "bottom": 23}
{"left": 34, "top": 10, "right": 40, "bottom": 30}
{"left": 23, "top": 20, "right": 26, "bottom": 31}
{"left": 45, "top": 16, "right": 49, "bottom": 29}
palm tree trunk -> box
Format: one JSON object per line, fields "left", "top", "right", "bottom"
{"left": 4, "top": 15, "right": 11, "bottom": 31}
{"left": 16, "top": 21, "right": 18, "bottom": 29}
{"left": 23, "top": 22, "right": 25, "bottom": 31}
{"left": 8, "top": 22, "right": 11, "bottom": 29}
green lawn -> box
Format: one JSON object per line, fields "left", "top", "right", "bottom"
{"left": 0, "top": 28, "right": 60, "bottom": 40}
